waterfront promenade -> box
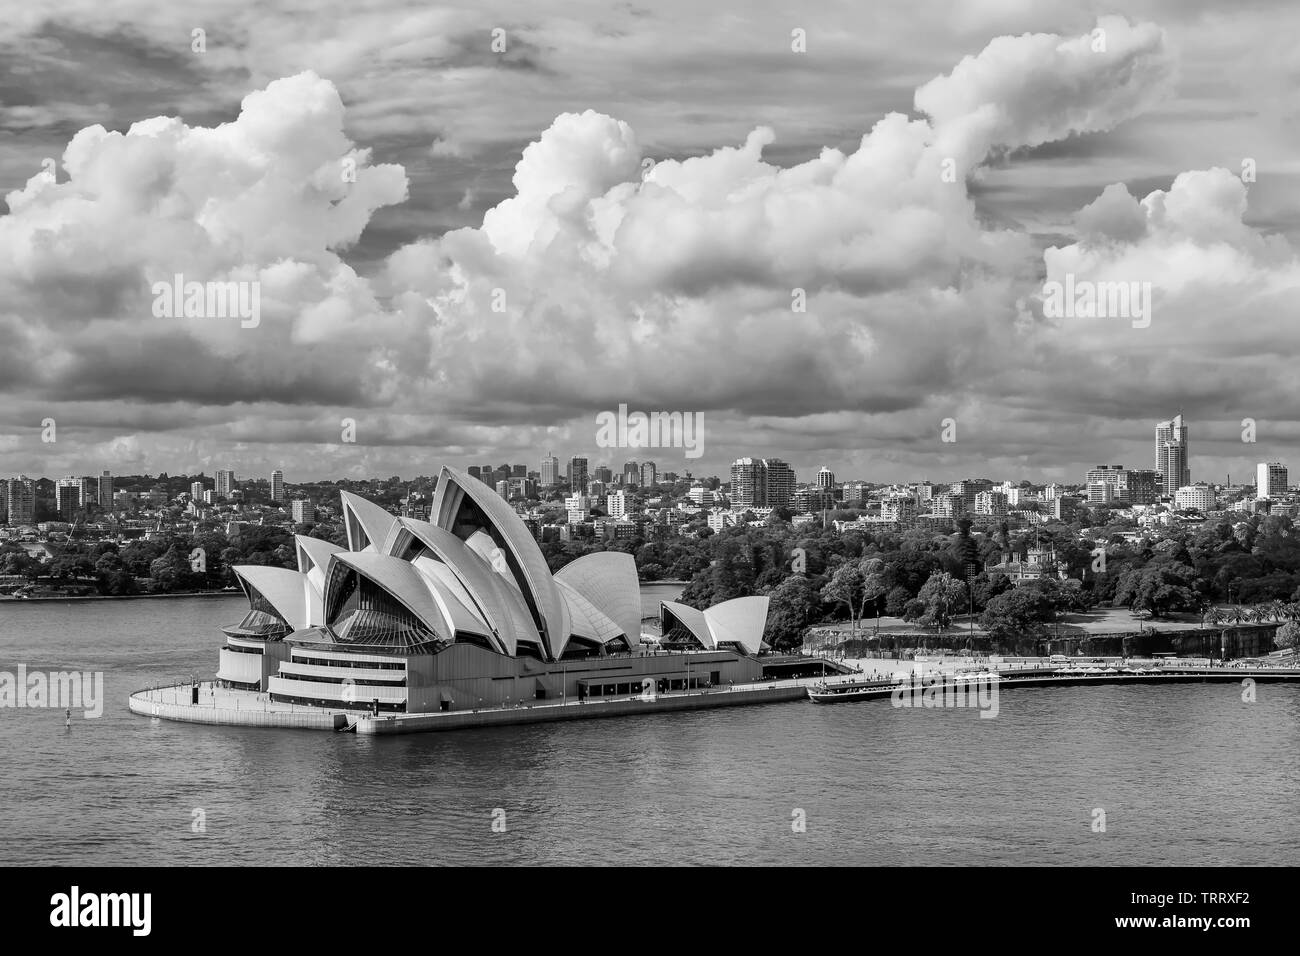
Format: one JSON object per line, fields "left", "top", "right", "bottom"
{"left": 128, "top": 654, "right": 1300, "bottom": 734}
{"left": 127, "top": 675, "right": 815, "bottom": 734}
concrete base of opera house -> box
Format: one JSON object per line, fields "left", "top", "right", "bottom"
{"left": 354, "top": 683, "right": 809, "bottom": 734}
{"left": 128, "top": 683, "right": 350, "bottom": 730}
{"left": 127, "top": 680, "right": 811, "bottom": 734}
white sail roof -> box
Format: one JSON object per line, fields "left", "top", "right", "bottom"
{"left": 555, "top": 551, "right": 642, "bottom": 646}
{"left": 661, "top": 596, "right": 770, "bottom": 655}
{"left": 341, "top": 491, "right": 399, "bottom": 553}
{"left": 232, "top": 565, "right": 313, "bottom": 632}
{"left": 432, "top": 466, "right": 570, "bottom": 659}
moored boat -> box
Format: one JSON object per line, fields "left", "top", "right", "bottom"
{"left": 807, "top": 677, "right": 901, "bottom": 704}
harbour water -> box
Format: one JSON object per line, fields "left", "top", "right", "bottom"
{"left": 2, "top": 591, "right": 1298, "bottom": 866}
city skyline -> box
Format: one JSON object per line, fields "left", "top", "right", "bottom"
{"left": 2, "top": 414, "right": 1290, "bottom": 494}
{"left": 3, "top": 7, "right": 1300, "bottom": 484}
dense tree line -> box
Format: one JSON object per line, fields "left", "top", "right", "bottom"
{"left": 10, "top": 507, "right": 1300, "bottom": 654}
{"left": 665, "top": 512, "right": 1300, "bottom": 651}
{"left": 0, "top": 524, "right": 322, "bottom": 595}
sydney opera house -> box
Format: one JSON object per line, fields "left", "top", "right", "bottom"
{"left": 215, "top": 466, "right": 772, "bottom": 714}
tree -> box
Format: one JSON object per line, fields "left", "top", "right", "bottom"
{"left": 884, "top": 585, "right": 911, "bottom": 618}
{"left": 821, "top": 563, "right": 865, "bottom": 632}
{"left": 94, "top": 552, "right": 139, "bottom": 595}
{"left": 1112, "top": 562, "right": 1197, "bottom": 618}
{"left": 948, "top": 519, "right": 980, "bottom": 577}
{"left": 765, "top": 576, "right": 820, "bottom": 651}
{"left": 1275, "top": 621, "right": 1300, "bottom": 650}
{"left": 970, "top": 571, "right": 1012, "bottom": 612}
{"left": 915, "top": 571, "right": 967, "bottom": 631}
{"left": 858, "top": 557, "right": 889, "bottom": 633}
{"left": 980, "top": 588, "right": 1054, "bottom": 642}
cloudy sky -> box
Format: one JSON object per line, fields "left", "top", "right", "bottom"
{"left": 2, "top": 0, "right": 1299, "bottom": 486}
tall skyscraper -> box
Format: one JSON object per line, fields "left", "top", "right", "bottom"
{"left": 640, "top": 461, "right": 657, "bottom": 488}
{"left": 622, "top": 461, "right": 640, "bottom": 487}
{"left": 730, "top": 458, "right": 766, "bottom": 510}
{"left": 815, "top": 466, "right": 836, "bottom": 491}
{"left": 730, "top": 458, "right": 797, "bottom": 510}
{"left": 56, "top": 476, "right": 87, "bottom": 510}
{"left": 764, "top": 459, "right": 796, "bottom": 509}
{"left": 568, "top": 456, "right": 589, "bottom": 493}
{"left": 215, "top": 469, "right": 235, "bottom": 499}
{"left": 1257, "top": 462, "right": 1288, "bottom": 499}
{"left": 540, "top": 454, "right": 560, "bottom": 487}
{"left": 97, "top": 471, "right": 113, "bottom": 511}
{"left": 56, "top": 482, "right": 81, "bottom": 521}
{"left": 4, "top": 477, "right": 35, "bottom": 526}
{"left": 1155, "top": 415, "right": 1190, "bottom": 495}
{"left": 190, "top": 481, "right": 205, "bottom": 501}
{"left": 270, "top": 469, "right": 285, "bottom": 503}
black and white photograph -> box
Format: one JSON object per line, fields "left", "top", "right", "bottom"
{"left": 0, "top": 0, "right": 1295, "bottom": 922}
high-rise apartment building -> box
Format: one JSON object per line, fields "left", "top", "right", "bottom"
{"left": 1155, "top": 415, "right": 1190, "bottom": 495}
{"left": 540, "top": 454, "right": 560, "bottom": 487}
{"left": 4, "top": 477, "right": 35, "bottom": 526}
{"left": 291, "top": 499, "right": 315, "bottom": 525}
{"left": 190, "top": 481, "right": 205, "bottom": 501}
{"left": 97, "top": 471, "right": 113, "bottom": 511}
{"left": 730, "top": 457, "right": 797, "bottom": 510}
{"left": 568, "top": 457, "right": 589, "bottom": 493}
{"left": 764, "top": 459, "right": 796, "bottom": 509}
{"left": 730, "top": 458, "right": 765, "bottom": 510}
{"left": 640, "top": 461, "right": 657, "bottom": 488}
{"left": 1175, "top": 484, "right": 1216, "bottom": 512}
{"left": 841, "top": 481, "right": 869, "bottom": 507}
{"left": 815, "top": 467, "right": 836, "bottom": 491}
{"left": 606, "top": 490, "right": 631, "bottom": 520}
{"left": 950, "top": 479, "right": 994, "bottom": 511}
{"left": 55, "top": 476, "right": 89, "bottom": 512}
{"left": 793, "top": 488, "right": 833, "bottom": 513}
{"left": 1257, "top": 462, "right": 1288, "bottom": 500}
{"left": 215, "top": 469, "right": 235, "bottom": 499}
{"left": 622, "top": 461, "right": 640, "bottom": 487}
{"left": 56, "top": 482, "right": 81, "bottom": 521}
{"left": 270, "top": 469, "right": 285, "bottom": 503}
{"left": 1126, "top": 469, "right": 1161, "bottom": 505}
{"left": 1083, "top": 465, "right": 1159, "bottom": 505}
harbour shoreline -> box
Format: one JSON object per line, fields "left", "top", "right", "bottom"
{"left": 128, "top": 659, "right": 1300, "bottom": 735}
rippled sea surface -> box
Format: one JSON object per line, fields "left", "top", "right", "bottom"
{"left": 2, "top": 593, "right": 1298, "bottom": 866}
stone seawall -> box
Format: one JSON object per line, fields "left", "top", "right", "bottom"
{"left": 128, "top": 689, "right": 346, "bottom": 731}
{"left": 357, "top": 684, "right": 807, "bottom": 735}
